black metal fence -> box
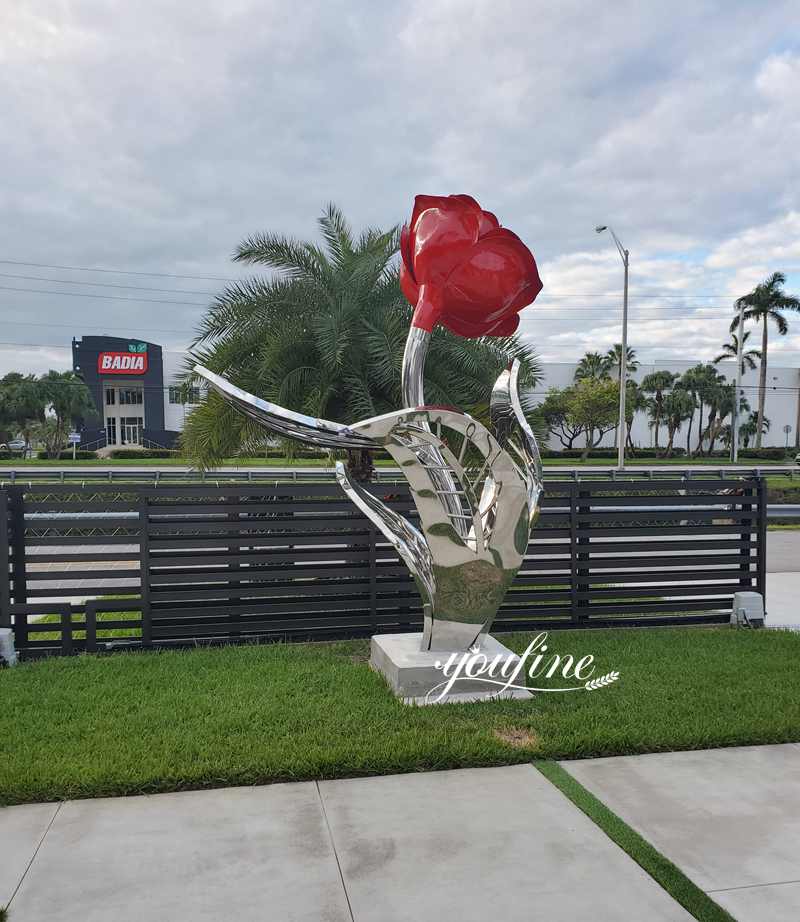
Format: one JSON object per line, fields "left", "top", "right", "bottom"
{"left": 0, "top": 477, "right": 766, "bottom": 659}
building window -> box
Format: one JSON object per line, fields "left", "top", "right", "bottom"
{"left": 169, "top": 385, "right": 201, "bottom": 405}
{"left": 106, "top": 418, "right": 117, "bottom": 445}
{"left": 119, "top": 388, "right": 143, "bottom": 405}
{"left": 105, "top": 388, "right": 115, "bottom": 406}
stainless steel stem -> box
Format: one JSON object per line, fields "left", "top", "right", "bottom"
{"left": 400, "top": 325, "right": 469, "bottom": 541}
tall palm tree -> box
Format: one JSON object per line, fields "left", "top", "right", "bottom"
{"left": 662, "top": 388, "right": 695, "bottom": 457}
{"left": 624, "top": 380, "right": 648, "bottom": 452}
{"left": 679, "top": 364, "right": 720, "bottom": 455}
{"left": 713, "top": 330, "right": 761, "bottom": 376}
{"left": 605, "top": 343, "right": 639, "bottom": 378}
{"left": 184, "top": 204, "right": 541, "bottom": 474}
{"left": 731, "top": 272, "right": 800, "bottom": 448}
{"left": 641, "top": 370, "right": 679, "bottom": 453}
{"left": 574, "top": 351, "right": 611, "bottom": 382}
{"left": 38, "top": 370, "right": 97, "bottom": 458}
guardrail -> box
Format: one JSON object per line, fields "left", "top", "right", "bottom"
{"left": 0, "top": 465, "right": 796, "bottom": 485}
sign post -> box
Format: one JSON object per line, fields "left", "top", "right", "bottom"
{"left": 68, "top": 431, "right": 81, "bottom": 460}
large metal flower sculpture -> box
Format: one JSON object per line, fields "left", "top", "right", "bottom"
{"left": 196, "top": 194, "right": 544, "bottom": 652}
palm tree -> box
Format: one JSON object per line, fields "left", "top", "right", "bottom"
{"left": 662, "top": 388, "right": 695, "bottom": 457}
{"left": 605, "top": 343, "right": 639, "bottom": 378}
{"left": 624, "top": 380, "right": 647, "bottom": 452}
{"left": 739, "top": 412, "right": 771, "bottom": 449}
{"left": 731, "top": 272, "right": 800, "bottom": 448}
{"left": 713, "top": 330, "right": 761, "bottom": 377}
{"left": 679, "top": 364, "right": 720, "bottom": 455}
{"left": 574, "top": 351, "right": 611, "bottom": 382}
{"left": 702, "top": 380, "right": 741, "bottom": 455}
{"left": 184, "top": 204, "right": 541, "bottom": 474}
{"left": 641, "top": 370, "right": 679, "bottom": 453}
{"left": 38, "top": 370, "right": 97, "bottom": 458}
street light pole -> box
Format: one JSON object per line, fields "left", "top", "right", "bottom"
{"left": 731, "top": 300, "right": 745, "bottom": 464}
{"left": 596, "top": 225, "right": 629, "bottom": 471}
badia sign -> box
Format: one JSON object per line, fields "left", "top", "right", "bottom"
{"left": 97, "top": 350, "right": 149, "bottom": 374}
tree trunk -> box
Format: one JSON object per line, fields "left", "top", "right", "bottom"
{"left": 756, "top": 313, "right": 768, "bottom": 449}
{"left": 704, "top": 410, "right": 718, "bottom": 455}
{"left": 695, "top": 403, "right": 705, "bottom": 454}
{"left": 665, "top": 425, "right": 675, "bottom": 458}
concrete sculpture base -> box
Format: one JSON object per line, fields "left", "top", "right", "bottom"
{"left": 370, "top": 632, "right": 532, "bottom": 705}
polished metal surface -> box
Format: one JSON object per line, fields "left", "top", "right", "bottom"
{"left": 342, "top": 393, "right": 542, "bottom": 650}
{"left": 194, "top": 348, "right": 543, "bottom": 651}
{"left": 401, "top": 326, "right": 430, "bottom": 409}
{"left": 195, "top": 366, "right": 373, "bottom": 450}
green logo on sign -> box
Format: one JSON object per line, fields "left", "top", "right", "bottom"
{"left": 128, "top": 342, "right": 148, "bottom": 353}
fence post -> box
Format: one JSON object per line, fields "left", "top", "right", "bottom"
{"left": 756, "top": 475, "right": 767, "bottom": 602}
{"left": 575, "top": 485, "right": 591, "bottom": 623}
{"left": 0, "top": 490, "right": 10, "bottom": 628}
{"left": 568, "top": 483, "right": 579, "bottom": 623}
{"left": 738, "top": 480, "right": 755, "bottom": 593}
{"left": 7, "top": 487, "right": 26, "bottom": 608}
{"left": 7, "top": 487, "right": 27, "bottom": 650}
{"left": 138, "top": 493, "right": 152, "bottom": 647}
{"left": 228, "top": 493, "right": 241, "bottom": 642}
{"left": 368, "top": 522, "right": 377, "bottom": 635}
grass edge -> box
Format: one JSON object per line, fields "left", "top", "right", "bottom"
{"left": 533, "top": 760, "right": 736, "bottom": 922}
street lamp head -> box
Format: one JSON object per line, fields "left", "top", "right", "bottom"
{"left": 595, "top": 225, "right": 607, "bottom": 234}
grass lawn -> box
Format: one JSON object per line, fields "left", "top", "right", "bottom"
{"left": 2, "top": 626, "right": 799, "bottom": 807}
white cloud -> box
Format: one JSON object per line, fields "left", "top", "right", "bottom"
{"left": 0, "top": 1, "right": 799, "bottom": 375}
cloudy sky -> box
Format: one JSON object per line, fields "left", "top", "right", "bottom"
{"left": 2, "top": 0, "right": 800, "bottom": 377}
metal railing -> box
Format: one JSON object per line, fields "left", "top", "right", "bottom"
{"left": 0, "top": 465, "right": 796, "bottom": 486}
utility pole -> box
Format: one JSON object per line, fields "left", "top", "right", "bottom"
{"left": 595, "top": 225, "right": 629, "bottom": 470}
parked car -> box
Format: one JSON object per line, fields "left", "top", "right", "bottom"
{"left": 0, "top": 438, "right": 27, "bottom": 453}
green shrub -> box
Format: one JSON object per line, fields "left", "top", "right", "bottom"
{"left": 36, "top": 450, "right": 98, "bottom": 460}
{"left": 109, "top": 448, "right": 179, "bottom": 459}
{"left": 739, "top": 448, "right": 793, "bottom": 461}
{"left": 541, "top": 447, "right": 687, "bottom": 459}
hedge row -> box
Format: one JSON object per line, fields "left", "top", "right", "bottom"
{"left": 108, "top": 449, "right": 179, "bottom": 459}
{"left": 36, "top": 450, "right": 98, "bottom": 460}
{"left": 541, "top": 447, "right": 795, "bottom": 461}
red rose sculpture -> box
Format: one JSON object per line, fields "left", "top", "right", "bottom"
{"left": 399, "top": 194, "right": 542, "bottom": 337}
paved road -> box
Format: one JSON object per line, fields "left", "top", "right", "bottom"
{"left": 767, "top": 531, "right": 800, "bottom": 572}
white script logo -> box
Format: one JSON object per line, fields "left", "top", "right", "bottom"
{"left": 427, "top": 632, "right": 620, "bottom": 704}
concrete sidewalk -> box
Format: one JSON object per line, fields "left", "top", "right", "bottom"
{"left": 564, "top": 744, "right": 800, "bottom": 922}
{"left": 765, "top": 531, "right": 800, "bottom": 629}
{"left": 1, "top": 765, "right": 691, "bottom": 922}
{"left": 3, "top": 745, "right": 799, "bottom": 920}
